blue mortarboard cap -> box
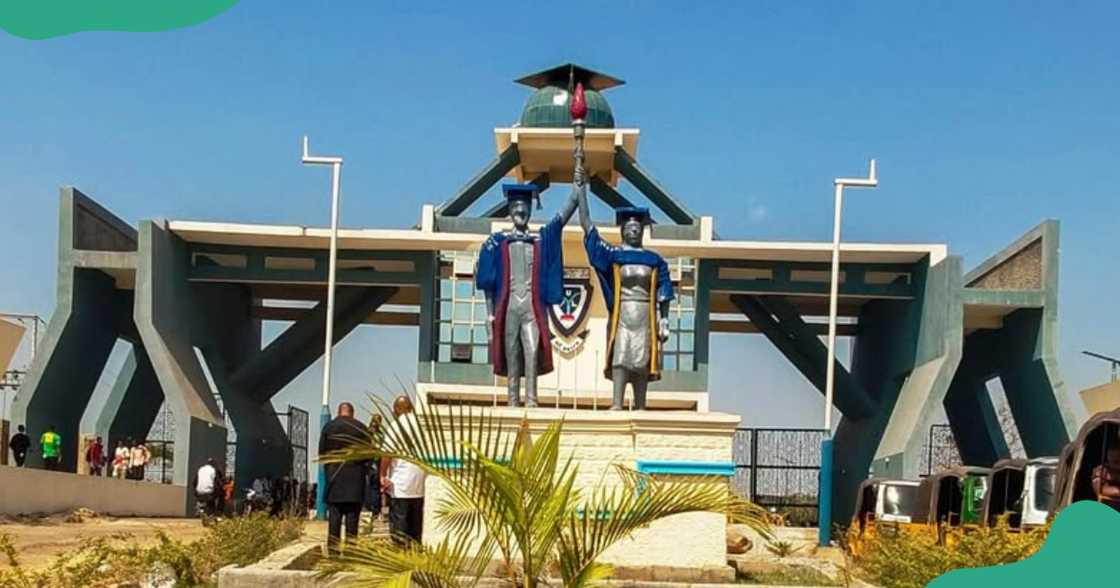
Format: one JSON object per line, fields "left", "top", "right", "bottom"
{"left": 503, "top": 183, "right": 542, "bottom": 209}
{"left": 614, "top": 206, "right": 651, "bottom": 226}
{"left": 502, "top": 183, "right": 539, "bottom": 203}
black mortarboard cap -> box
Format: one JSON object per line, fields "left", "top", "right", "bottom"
{"left": 515, "top": 63, "right": 625, "bottom": 92}
{"left": 614, "top": 206, "right": 652, "bottom": 226}
{"left": 503, "top": 183, "right": 540, "bottom": 208}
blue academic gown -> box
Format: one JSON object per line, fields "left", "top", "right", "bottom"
{"left": 475, "top": 215, "right": 566, "bottom": 376}
{"left": 584, "top": 226, "right": 674, "bottom": 380}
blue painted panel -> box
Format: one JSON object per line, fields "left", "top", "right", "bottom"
{"left": 636, "top": 460, "right": 736, "bottom": 476}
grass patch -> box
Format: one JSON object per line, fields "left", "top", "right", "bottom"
{"left": 737, "top": 564, "right": 840, "bottom": 586}
{"left": 0, "top": 514, "right": 303, "bottom": 587}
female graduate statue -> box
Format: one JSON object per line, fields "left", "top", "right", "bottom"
{"left": 577, "top": 189, "right": 673, "bottom": 410}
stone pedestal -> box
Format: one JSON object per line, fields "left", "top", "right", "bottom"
{"left": 421, "top": 408, "right": 739, "bottom": 581}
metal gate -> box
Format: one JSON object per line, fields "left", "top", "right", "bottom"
{"left": 223, "top": 406, "right": 309, "bottom": 484}
{"left": 733, "top": 427, "right": 827, "bottom": 526}
{"left": 284, "top": 405, "right": 309, "bottom": 484}
{"left": 923, "top": 423, "right": 962, "bottom": 476}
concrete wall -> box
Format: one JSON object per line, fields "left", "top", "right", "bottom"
{"left": 0, "top": 465, "right": 186, "bottom": 517}
{"left": 422, "top": 409, "right": 738, "bottom": 574}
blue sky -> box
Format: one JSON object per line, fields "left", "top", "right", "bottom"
{"left": 1, "top": 2, "right": 1117, "bottom": 440}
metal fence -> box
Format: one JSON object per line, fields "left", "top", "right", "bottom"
{"left": 923, "top": 423, "right": 962, "bottom": 477}
{"left": 733, "top": 427, "right": 828, "bottom": 525}
{"left": 143, "top": 440, "right": 174, "bottom": 484}
{"left": 283, "top": 405, "right": 309, "bottom": 484}
{"left": 224, "top": 406, "right": 310, "bottom": 484}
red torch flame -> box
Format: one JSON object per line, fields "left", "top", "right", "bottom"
{"left": 569, "top": 82, "right": 587, "bottom": 121}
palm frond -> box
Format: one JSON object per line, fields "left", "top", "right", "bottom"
{"left": 317, "top": 533, "right": 488, "bottom": 588}
{"left": 556, "top": 466, "right": 772, "bottom": 586}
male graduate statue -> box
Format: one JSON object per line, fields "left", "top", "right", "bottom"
{"left": 475, "top": 184, "right": 579, "bottom": 407}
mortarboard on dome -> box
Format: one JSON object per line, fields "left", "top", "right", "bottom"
{"left": 614, "top": 206, "right": 652, "bottom": 226}
{"left": 516, "top": 63, "right": 623, "bottom": 129}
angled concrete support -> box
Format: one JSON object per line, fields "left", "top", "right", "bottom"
{"left": 436, "top": 144, "right": 521, "bottom": 217}
{"left": 948, "top": 220, "right": 1076, "bottom": 463}
{"left": 613, "top": 147, "right": 696, "bottom": 225}
{"left": 95, "top": 345, "right": 165, "bottom": 451}
{"left": 832, "top": 257, "right": 964, "bottom": 524}
{"left": 232, "top": 286, "right": 398, "bottom": 403}
{"left": 944, "top": 359, "right": 1009, "bottom": 465}
{"left": 730, "top": 294, "right": 874, "bottom": 418}
{"left": 134, "top": 220, "right": 228, "bottom": 503}
{"left": 11, "top": 188, "right": 138, "bottom": 471}
{"left": 589, "top": 175, "right": 636, "bottom": 209}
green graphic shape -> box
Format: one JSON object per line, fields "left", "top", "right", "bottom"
{"left": 931, "top": 501, "right": 1120, "bottom": 587}
{"left": 0, "top": 1, "right": 238, "bottom": 40}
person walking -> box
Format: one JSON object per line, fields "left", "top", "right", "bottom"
{"left": 40, "top": 425, "right": 61, "bottom": 471}
{"left": 8, "top": 425, "right": 30, "bottom": 467}
{"left": 112, "top": 441, "right": 130, "bottom": 479}
{"left": 129, "top": 440, "right": 150, "bottom": 480}
{"left": 365, "top": 414, "right": 384, "bottom": 521}
{"left": 382, "top": 396, "right": 426, "bottom": 545}
{"left": 318, "top": 401, "right": 369, "bottom": 553}
{"left": 195, "top": 458, "right": 221, "bottom": 517}
{"left": 86, "top": 436, "right": 105, "bottom": 476}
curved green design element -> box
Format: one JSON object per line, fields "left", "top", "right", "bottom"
{"left": 0, "top": 1, "right": 238, "bottom": 40}
{"left": 931, "top": 501, "right": 1120, "bottom": 586}
{"left": 520, "top": 85, "right": 615, "bottom": 129}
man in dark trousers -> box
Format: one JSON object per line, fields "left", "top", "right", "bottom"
{"left": 9, "top": 425, "right": 30, "bottom": 467}
{"left": 318, "top": 402, "right": 369, "bottom": 553}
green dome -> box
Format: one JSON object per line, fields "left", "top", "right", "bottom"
{"left": 519, "top": 85, "right": 615, "bottom": 129}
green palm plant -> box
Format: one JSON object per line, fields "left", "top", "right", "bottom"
{"left": 320, "top": 399, "right": 772, "bottom": 588}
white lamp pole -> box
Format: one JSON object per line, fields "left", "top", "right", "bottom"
{"left": 301, "top": 136, "right": 344, "bottom": 520}
{"left": 824, "top": 159, "right": 877, "bottom": 431}
{"left": 819, "top": 159, "right": 877, "bottom": 547}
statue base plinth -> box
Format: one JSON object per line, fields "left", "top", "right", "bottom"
{"left": 421, "top": 408, "right": 740, "bottom": 579}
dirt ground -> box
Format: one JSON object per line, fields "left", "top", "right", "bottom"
{"left": 0, "top": 514, "right": 209, "bottom": 570}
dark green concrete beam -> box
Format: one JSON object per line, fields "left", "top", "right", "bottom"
{"left": 99, "top": 346, "right": 165, "bottom": 451}
{"left": 134, "top": 220, "right": 228, "bottom": 497}
{"left": 484, "top": 173, "right": 551, "bottom": 218}
{"left": 730, "top": 294, "right": 876, "bottom": 418}
{"left": 712, "top": 260, "right": 917, "bottom": 300}
{"left": 232, "top": 286, "right": 398, "bottom": 403}
{"left": 186, "top": 248, "right": 430, "bottom": 287}
{"left": 436, "top": 144, "right": 520, "bottom": 217}
{"left": 996, "top": 308, "right": 1073, "bottom": 456}
{"left": 11, "top": 269, "right": 130, "bottom": 470}
{"left": 589, "top": 175, "right": 636, "bottom": 209}
{"left": 612, "top": 147, "right": 696, "bottom": 225}
{"left": 961, "top": 289, "right": 1045, "bottom": 307}
{"left": 945, "top": 375, "right": 1010, "bottom": 465}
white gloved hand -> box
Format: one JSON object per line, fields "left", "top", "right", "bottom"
{"left": 658, "top": 317, "right": 670, "bottom": 342}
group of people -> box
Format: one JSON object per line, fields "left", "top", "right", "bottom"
{"left": 6, "top": 424, "right": 62, "bottom": 470}
{"left": 319, "top": 397, "right": 425, "bottom": 552}
{"left": 6, "top": 425, "right": 153, "bottom": 480}
{"left": 102, "top": 438, "right": 151, "bottom": 479}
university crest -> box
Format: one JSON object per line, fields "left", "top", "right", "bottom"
{"left": 549, "top": 269, "right": 593, "bottom": 340}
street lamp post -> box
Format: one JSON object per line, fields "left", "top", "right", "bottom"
{"left": 301, "top": 136, "right": 344, "bottom": 520}
{"left": 819, "top": 159, "right": 877, "bottom": 546}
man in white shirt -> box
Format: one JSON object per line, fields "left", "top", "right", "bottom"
{"left": 129, "top": 441, "right": 150, "bottom": 480}
{"left": 112, "top": 443, "right": 130, "bottom": 478}
{"left": 195, "top": 459, "right": 220, "bottom": 516}
{"left": 381, "top": 396, "right": 427, "bottom": 544}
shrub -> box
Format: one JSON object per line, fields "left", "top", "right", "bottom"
{"left": 854, "top": 519, "right": 1048, "bottom": 588}
{"left": 765, "top": 540, "right": 802, "bottom": 559}
{"left": 0, "top": 514, "right": 303, "bottom": 587}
